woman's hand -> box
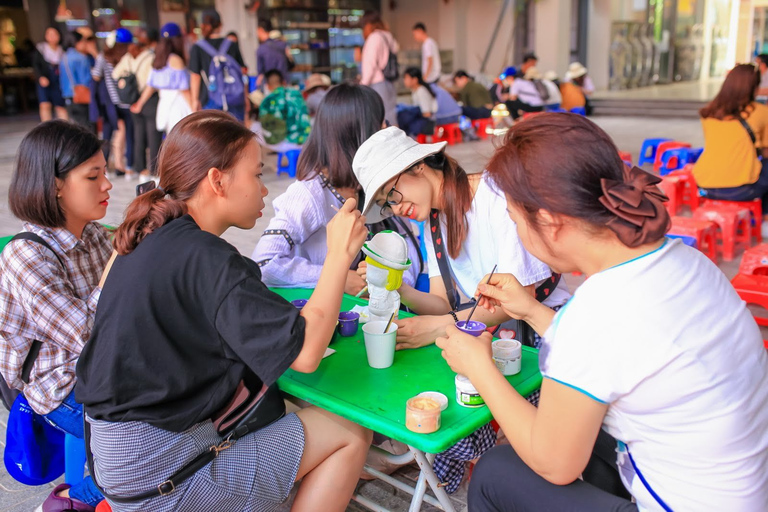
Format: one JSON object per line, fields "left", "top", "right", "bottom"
{"left": 39, "top": 77, "right": 50, "bottom": 88}
{"left": 475, "top": 273, "right": 537, "bottom": 321}
{"left": 394, "top": 315, "right": 452, "bottom": 350}
{"left": 345, "top": 270, "right": 367, "bottom": 296}
{"left": 130, "top": 101, "right": 142, "bottom": 114}
{"left": 326, "top": 198, "right": 368, "bottom": 264}
{"left": 356, "top": 260, "right": 368, "bottom": 281}
{"left": 436, "top": 324, "right": 494, "bottom": 378}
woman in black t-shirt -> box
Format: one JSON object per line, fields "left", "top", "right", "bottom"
{"left": 76, "top": 110, "right": 371, "bottom": 512}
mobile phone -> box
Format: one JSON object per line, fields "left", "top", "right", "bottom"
{"left": 136, "top": 181, "right": 156, "bottom": 196}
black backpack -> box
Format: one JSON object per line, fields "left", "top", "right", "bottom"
{"left": 381, "top": 33, "right": 399, "bottom": 82}
{"left": 532, "top": 79, "right": 550, "bottom": 102}
{"left": 116, "top": 51, "right": 154, "bottom": 105}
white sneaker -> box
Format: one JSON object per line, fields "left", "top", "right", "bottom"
{"left": 125, "top": 171, "right": 137, "bottom": 181}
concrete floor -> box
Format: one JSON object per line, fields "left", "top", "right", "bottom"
{"left": 0, "top": 111, "right": 747, "bottom": 512}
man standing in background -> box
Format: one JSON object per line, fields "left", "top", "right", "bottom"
{"left": 412, "top": 22, "right": 440, "bottom": 84}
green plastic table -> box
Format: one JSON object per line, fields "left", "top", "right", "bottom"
{"left": 273, "top": 288, "right": 543, "bottom": 511}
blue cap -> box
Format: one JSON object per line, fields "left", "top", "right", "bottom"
{"left": 160, "top": 22, "right": 182, "bottom": 39}
{"left": 115, "top": 28, "right": 133, "bottom": 44}
{"left": 501, "top": 66, "right": 517, "bottom": 79}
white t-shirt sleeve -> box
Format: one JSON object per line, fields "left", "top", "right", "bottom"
{"left": 413, "top": 86, "right": 437, "bottom": 114}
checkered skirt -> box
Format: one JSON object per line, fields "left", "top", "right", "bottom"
{"left": 87, "top": 413, "right": 305, "bottom": 512}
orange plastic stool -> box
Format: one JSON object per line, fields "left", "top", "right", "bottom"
{"left": 96, "top": 500, "right": 113, "bottom": 512}
{"left": 731, "top": 273, "right": 768, "bottom": 326}
{"left": 693, "top": 203, "right": 752, "bottom": 261}
{"left": 657, "top": 176, "right": 683, "bottom": 215}
{"left": 654, "top": 141, "right": 691, "bottom": 172}
{"left": 700, "top": 199, "right": 762, "bottom": 244}
{"left": 669, "top": 217, "right": 718, "bottom": 262}
{"left": 471, "top": 118, "right": 493, "bottom": 139}
{"left": 433, "top": 123, "right": 462, "bottom": 145}
{"left": 667, "top": 165, "right": 700, "bottom": 211}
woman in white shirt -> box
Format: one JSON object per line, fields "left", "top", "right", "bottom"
{"left": 360, "top": 11, "right": 399, "bottom": 126}
{"left": 437, "top": 113, "right": 768, "bottom": 511}
{"left": 397, "top": 67, "right": 438, "bottom": 137}
{"left": 353, "top": 126, "right": 568, "bottom": 351}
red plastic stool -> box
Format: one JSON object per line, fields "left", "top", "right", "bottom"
{"left": 618, "top": 151, "right": 632, "bottom": 165}
{"left": 736, "top": 244, "right": 768, "bottom": 275}
{"left": 669, "top": 217, "right": 718, "bottom": 262}
{"left": 731, "top": 273, "right": 768, "bottom": 326}
{"left": 657, "top": 176, "right": 683, "bottom": 215}
{"left": 701, "top": 199, "right": 762, "bottom": 244}
{"left": 96, "top": 500, "right": 113, "bottom": 512}
{"left": 433, "top": 123, "right": 462, "bottom": 145}
{"left": 521, "top": 112, "right": 543, "bottom": 120}
{"left": 416, "top": 134, "right": 428, "bottom": 144}
{"left": 472, "top": 118, "right": 493, "bottom": 139}
{"left": 654, "top": 141, "right": 691, "bottom": 172}
{"left": 693, "top": 203, "right": 751, "bottom": 261}
{"left": 667, "top": 165, "right": 700, "bottom": 211}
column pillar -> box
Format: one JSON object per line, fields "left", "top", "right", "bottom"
{"left": 533, "top": 0, "right": 572, "bottom": 77}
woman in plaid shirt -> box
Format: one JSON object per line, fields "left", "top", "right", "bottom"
{"left": 0, "top": 120, "right": 114, "bottom": 511}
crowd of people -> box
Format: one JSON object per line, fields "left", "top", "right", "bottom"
{"left": 2, "top": 9, "right": 768, "bottom": 512}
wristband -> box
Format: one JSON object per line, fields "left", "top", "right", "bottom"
{"left": 448, "top": 311, "right": 458, "bottom": 323}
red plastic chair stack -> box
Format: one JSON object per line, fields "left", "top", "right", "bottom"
{"left": 657, "top": 176, "right": 683, "bottom": 216}
{"left": 700, "top": 199, "right": 762, "bottom": 244}
{"left": 96, "top": 500, "right": 113, "bottom": 512}
{"left": 731, "top": 244, "right": 768, "bottom": 327}
{"left": 416, "top": 123, "right": 463, "bottom": 146}
{"left": 472, "top": 118, "right": 493, "bottom": 140}
{"left": 693, "top": 203, "right": 752, "bottom": 261}
{"left": 666, "top": 165, "right": 700, "bottom": 211}
{"left": 668, "top": 217, "right": 718, "bottom": 262}
{"left": 433, "top": 123, "right": 462, "bottom": 145}
{"left": 653, "top": 141, "right": 690, "bottom": 172}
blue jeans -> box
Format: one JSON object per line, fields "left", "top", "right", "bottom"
{"left": 203, "top": 99, "right": 245, "bottom": 122}
{"left": 43, "top": 391, "right": 103, "bottom": 507}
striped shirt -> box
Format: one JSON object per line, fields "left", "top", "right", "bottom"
{"left": 93, "top": 54, "right": 129, "bottom": 109}
{"left": 0, "top": 223, "right": 112, "bottom": 414}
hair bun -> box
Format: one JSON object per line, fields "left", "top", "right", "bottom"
{"left": 598, "top": 166, "right": 671, "bottom": 248}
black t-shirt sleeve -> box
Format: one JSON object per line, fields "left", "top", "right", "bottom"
{"left": 189, "top": 44, "right": 203, "bottom": 74}
{"left": 214, "top": 276, "right": 305, "bottom": 386}
{"left": 229, "top": 41, "right": 245, "bottom": 68}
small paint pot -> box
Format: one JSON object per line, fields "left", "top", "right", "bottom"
{"left": 455, "top": 320, "right": 487, "bottom": 337}
{"left": 455, "top": 374, "right": 484, "bottom": 408}
{"left": 337, "top": 311, "right": 360, "bottom": 337}
{"left": 417, "top": 391, "right": 448, "bottom": 411}
{"left": 406, "top": 396, "right": 441, "bottom": 434}
{"left": 290, "top": 299, "right": 308, "bottom": 309}
{"left": 492, "top": 339, "right": 522, "bottom": 376}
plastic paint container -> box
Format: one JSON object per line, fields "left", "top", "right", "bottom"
{"left": 417, "top": 391, "right": 448, "bottom": 411}
{"left": 337, "top": 311, "right": 360, "bottom": 337}
{"left": 455, "top": 320, "right": 487, "bottom": 337}
{"left": 406, "top": 396, "right": 441, "bottom": 433}
{"left": 290, "top": 299, "right": 308, "bottom": 309}
{"left": 492, "top": 339, "right": 522, "bottom": 376}
{"left": 455, "top": 374, "right": 484, "bottom": 408}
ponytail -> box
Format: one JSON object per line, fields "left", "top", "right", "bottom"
{"left": 113, "top": 187, "right": 186, "bottom": 254}
{"left": 423, "top": 152, "right": 471, "bottom": 258}
{"left": 405, "top": 67, "right": 436, "bottom": 98}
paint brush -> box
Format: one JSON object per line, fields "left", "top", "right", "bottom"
{"left": 383, "top": 312, "right": 395, "bottom": 334}
{"left": 355, "top": 286, "right": 368, "bottom": 298}
{"left": 465, "top": 264, "right": 498, "bottom": 325}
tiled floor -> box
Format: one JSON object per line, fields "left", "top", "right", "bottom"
{"left": 0, "top": 111, "right": 743, "bottom": 512}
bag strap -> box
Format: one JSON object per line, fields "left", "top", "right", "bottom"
{"left": 738, "top": 115, "right": 757, "bottom": 145}
{"left": 429, "top": 209, "right": 460, "bottom": 310}
{"left": 195, "top": 39, "right": 219, "bottom": 59}
{"left": 10, "top": 233, "right": 65, "bottom": 384}
{"left": 62, "top": 53, "right": 75, "bottom": 91}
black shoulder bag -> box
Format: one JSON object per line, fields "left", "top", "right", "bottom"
{"left": 84, "top": 374, "right": 285, "bottom": 503}
{"left": 0, "top": 233, "right": 65, "bottom": 410}
{"left": 429, "top": 210, "right": 560, "bottom": 346}
{"left": 738, "top": 116, "right": 761, "bottom": 159}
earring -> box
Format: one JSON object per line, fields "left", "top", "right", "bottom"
{"left": 56, "top": 194, "right": 61, "bottom": 198}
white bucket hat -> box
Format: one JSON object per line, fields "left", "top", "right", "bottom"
{"left": 568, "top": 62, "right": 588, "bottom": 79}
{"left": 362, "top": 231, "right": 412, "bottom": 271}
{"left": 353, "top": 126, "right": 447, "bottom": 223}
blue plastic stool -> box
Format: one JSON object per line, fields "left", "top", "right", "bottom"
{"left": 659, "top": 147, "right": 704, "bottom": 176}
{"left": 64, "top": 433, "right": 86, "bottom": 485}
{"left": 415, "top": 273, "right": 430, "bottom": 293}
{"left": 569, "top": 107, "right": 586, "bottom": 116}
{"left": 666, "top": 234, "right": 697, "bottom": 248}
{"left": 638, "top": 138, "right": 672, "bottom": 166}
{"left": 277, "top": 149, "right": 301, "bottom": 178}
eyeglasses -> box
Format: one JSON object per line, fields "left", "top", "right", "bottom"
{"left": 379, "top": 174, "right": 403, "bottom": 217}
